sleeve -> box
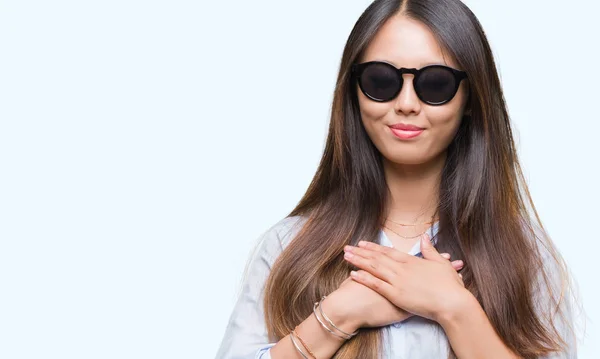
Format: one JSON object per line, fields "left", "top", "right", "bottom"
{"left": 214, "top": 219, "right": 290, "bottom": 359}
{"left": 532, "top": 235, "right": 578, "bottom": 359}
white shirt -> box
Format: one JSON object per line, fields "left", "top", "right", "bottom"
{"left": 214, "top": 215, "right": 577, "bottom": 359}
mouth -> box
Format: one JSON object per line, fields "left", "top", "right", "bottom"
{"left": 388, "top": 125, "right": 424, "bottom": 140}
{"left": 388, "top": 123, "right": 425, "bottom": 131}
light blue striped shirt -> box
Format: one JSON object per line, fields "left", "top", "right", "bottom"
{"left": 215, "top": 216, "right": 576, "bottom": 359}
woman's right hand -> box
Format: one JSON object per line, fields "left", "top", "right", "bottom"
{"left": 322, "top": 252, "right": 464, "bottom": 330}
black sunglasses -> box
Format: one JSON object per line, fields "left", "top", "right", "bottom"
{"left": 351, "top": 61, "right": 468, "bottom": 105}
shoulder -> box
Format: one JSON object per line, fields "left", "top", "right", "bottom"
{"left": 275, "top": 215, "right": 309, "bottom": 248}
{"left": 270, "top": 215, "right": 308, "bottom": 239}
{"left": 250, "top": 214, "right": 309, "bottom": 265}
{"left": 527, "top": 220, "right": 566, "bottom": 283}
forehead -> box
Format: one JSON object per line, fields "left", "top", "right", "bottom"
{"left": 361, "top": 15, "right": 456, "bottom": 69}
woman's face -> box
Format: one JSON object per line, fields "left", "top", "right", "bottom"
{"left": 356, "top": 15, "right": 470, "bottom": 166}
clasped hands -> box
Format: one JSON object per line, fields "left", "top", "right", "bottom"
{"left": 337, "top": 233, "right": 471, "bottom": 328}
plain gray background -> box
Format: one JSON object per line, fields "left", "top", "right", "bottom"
{"left": 0, "top": 0, "right": 597, "bottom": 358}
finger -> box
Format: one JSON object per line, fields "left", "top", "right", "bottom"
{"left": 345, "top": 244, "right": 405, "bottom": 273}
{"left": 344, "top": 248, "right": 398, "bottom": 283}
{"left": 440, "top": 253, "right": 451, "bottom": 260}
{"left": 450, "top": 259, "right": 464, "bottom": 271}
{"left": 355, "top": 241, "right": 413, "bottom": 263}
{"left": 350, "top": 270, "right": 395, "bottom": 299}
{"left": 419, "top": 233, "right": 445, "bottom": 263}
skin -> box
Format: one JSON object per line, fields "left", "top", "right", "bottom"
{"left": 358, "top": 14, "right": 469, "bottom": 224}
{"left": 327, "top": 14, "right": 471, "bottom": 329}
{"left": 335, "top": 15, "right": 519, "bottom": 359}
{"left": 271, "top": 14, "right": 519, "bottom": 359}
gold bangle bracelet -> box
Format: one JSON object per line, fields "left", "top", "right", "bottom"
{"left": 289, "top": 331, "right": 309, "bottom": 359}
{"left": 318, "top": 296, "right": 359, "bottom": 338}
{"left": 293, "top": 327, "right": 316, "bottom": 359}
{"left": 313, "top": 300, "right": 351, "bottom": 340}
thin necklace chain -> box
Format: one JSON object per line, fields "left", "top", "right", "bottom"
{"left": 385, "top": 217, "right": 436, "bottom": 226}
{"left": 383, "top": 224, "right": 426, "bottom": 239}
{"left": 383, "top": 213, "right": 438, "bottom": 240}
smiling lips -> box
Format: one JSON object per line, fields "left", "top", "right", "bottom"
{"left": 388, "top": 123, "right": 425, "bottom": 139}
{"left": 389, "top": 123, "right": 424, "bottom": 131}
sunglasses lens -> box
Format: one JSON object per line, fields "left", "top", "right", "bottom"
{"left": 417, "top": 67, "right": 458, "bottom": 104}
{"left": 359, "top": 63, "right": 400, "bottom": 101}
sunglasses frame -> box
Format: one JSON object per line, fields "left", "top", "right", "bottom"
{"left": 351, "top": 61, "right": 468, "bottom": 105}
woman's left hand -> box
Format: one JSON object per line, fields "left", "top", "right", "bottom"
{"left": 343, "top": 233, "right": 472, "bottom": 323}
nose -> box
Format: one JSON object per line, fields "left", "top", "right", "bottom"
{"left": 393, "top": 74, "right": 421, "bottom": 115}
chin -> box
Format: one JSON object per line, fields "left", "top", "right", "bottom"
{"left": 385, "top": 154, "right": 429, "bottom": 166}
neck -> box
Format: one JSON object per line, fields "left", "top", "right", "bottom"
{"left": 383, "top": 151, "right": 446, "bottom": 223}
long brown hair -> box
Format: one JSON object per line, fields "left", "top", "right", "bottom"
{"left": 263, "top": 0, "right": 575, "bottom": 358}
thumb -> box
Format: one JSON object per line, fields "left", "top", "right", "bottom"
{"left": 420, "top": 233, "right": 444, "bottom": 262}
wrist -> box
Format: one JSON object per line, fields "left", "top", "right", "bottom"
{"left": 320, "top": 292, "right": 362, "bottom": 334}
{"left": 435, "top": 288, "right": 479, "bottom": 327}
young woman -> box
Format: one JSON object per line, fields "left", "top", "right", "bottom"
{"left": 216, "top": 0, "right": 577, "bottom": 358}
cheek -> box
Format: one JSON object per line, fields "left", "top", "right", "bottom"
{"left": 358, "top": 96, "right": 389, "bottom": 122}
{"left": 428, "top": 109, "right": 462, "bottom": 136}
{"left": 356, "top": 87, "right": 466, "bottom": 164}
{"left": 424, "top": 109, "right": 463, "bottom": 155}
{"left": 358, "top": 98, "right": 392, "bottom": 142}
{"left": 427, "top": 84, "right": 468, "bottom": 133}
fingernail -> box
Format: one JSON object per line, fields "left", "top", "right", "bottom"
{"left": 344, "top": 252, "right": 354, "bottom": 259}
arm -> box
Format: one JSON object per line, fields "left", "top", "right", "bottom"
{"left": 215, "top": 217, "right": 358, "bottom": 359}
{"left": 437, "top": 291, "right": 520, "bottom": 359}
{"left": 268, "top": 293, "right": 360, "bottom": 359}
{"left": 534, "top": 237, "right": 578, "bottom": 359}
{"left": 214, "top": 219, "right": 291, "bottom": 359}
{"left": 437, "top": 237, "right": 578, "bottom": 359}
{"left": 341, "top": 237, "right": 520, "bottom": 359}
